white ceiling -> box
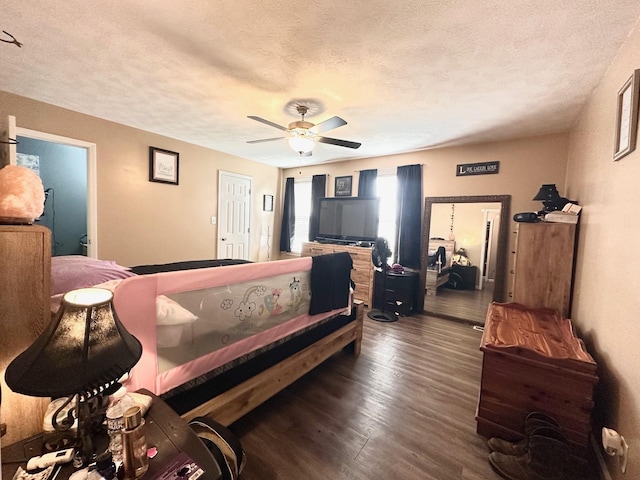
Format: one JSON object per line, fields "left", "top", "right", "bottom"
{"left": 2, "top": 1, "right": 640, "bottom": 168}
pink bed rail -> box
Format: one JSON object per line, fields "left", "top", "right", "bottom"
{"left": 113, "top": 257, "right": 346, "bottom": 395}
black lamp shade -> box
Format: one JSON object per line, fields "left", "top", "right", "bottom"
{"left": 5, "top": 288, "right": 142, "bottom": 398}
{"left": 532, "top": 184, "right": 560, "bottom": 201}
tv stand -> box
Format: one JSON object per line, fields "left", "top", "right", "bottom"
{"left": 301, "top": 241, "right": 374, "bottom": 307}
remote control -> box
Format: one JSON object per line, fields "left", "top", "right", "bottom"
{"left": 27, "top": 448, "right": 75, "bottom": 471}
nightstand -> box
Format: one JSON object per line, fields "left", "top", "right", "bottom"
{"left": 1, "top": 391, "right": 223, "bottom": 480}
{"left": 450, "top": 265, "right": 478, "bottom": 290}
{"left": 373, "top": 270, "right": 419, "bottom": 316}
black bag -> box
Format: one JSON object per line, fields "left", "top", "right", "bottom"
{"left": 446, "top": 272, "right": 464, "bottom": 290}
{"left": 189, "top": 417, "right": 246, "bottom": 480}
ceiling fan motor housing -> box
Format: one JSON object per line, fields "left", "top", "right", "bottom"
{"left": 288, "top": 120, "right": 314, "bottom": 131}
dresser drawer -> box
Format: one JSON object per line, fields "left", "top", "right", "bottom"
{"left": 301, "top": 244, "right": 332, "bottom": 256}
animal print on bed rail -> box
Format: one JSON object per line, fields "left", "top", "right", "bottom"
{"left": 156, "top": 270, "right": 312, "bottom": 372}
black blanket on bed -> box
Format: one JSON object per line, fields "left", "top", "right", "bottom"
{"left": 308, "top": 252, "right": 353, "bottom": 315}
{"left": 130, "top": 258, "right": 252, "bottom": 275}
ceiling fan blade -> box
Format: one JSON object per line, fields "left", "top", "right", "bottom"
{"left": 317, "top": 136, "right": 362, "bottom": 149}
{"left": 247, "top": 137, "right": 285, "bottom": 144}
{"left": 247, "top": 116, "right": 288, "bottom": 131}
{"left": 310, "top": 116, "right": 347, "bottom": 134}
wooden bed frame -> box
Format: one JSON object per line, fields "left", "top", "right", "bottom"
{"left": 425, "top": 269, "right": 450, "bottom": 296}
{"left": 181, "top": 300, "right": 364, "bottom": 425}
{"left": 109, "top": 255, "right": 361, "bottom": 426}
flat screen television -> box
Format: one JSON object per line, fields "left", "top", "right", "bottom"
{"left": 315, "top": 196, "right": 380, "bottom": 243}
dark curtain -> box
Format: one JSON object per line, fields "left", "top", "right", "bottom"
{"left": 395, "top": 164, "right": 422, "bottom": 268}
{"left": 280, "top": 177, "right": 295, "bottom": 252}
{"left": 358, "top": 169, "right": 377, "bottom": 197}
{"left": 308, "top": 174, "right": 327, "bottom": 241}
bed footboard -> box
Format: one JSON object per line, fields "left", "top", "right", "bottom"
{"left": 181, "top": 300, "right": 364, "bottom": 426}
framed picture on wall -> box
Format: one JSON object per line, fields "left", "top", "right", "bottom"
{"left": 335, "top": 176, "right": 352, "bottom": 196}
{"left": 614, "top": 69, "right": 640, "bottom": 161}
{"left": 263, "top": 194, "right": 274, "bottom": 211}
{"left": 149, "top": 147, "right": 179, "bottom": 185}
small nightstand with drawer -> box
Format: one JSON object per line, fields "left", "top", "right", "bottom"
{"left": 373, "top": 270, "right": 419, "bottom": 317}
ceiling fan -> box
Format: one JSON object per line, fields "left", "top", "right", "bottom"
{"left": 247, "top": 105, "right": 361, "bottom": 156}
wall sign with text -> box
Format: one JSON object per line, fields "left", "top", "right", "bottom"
{"left": 456, "top": 161, "right": 500, "bottom": 177}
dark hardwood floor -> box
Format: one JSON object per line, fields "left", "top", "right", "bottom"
{"left": 424, "top": 282, "right": 495, "bottom": 324}
{"left": 230, "top": 313, "right": 505, "bottom": 479}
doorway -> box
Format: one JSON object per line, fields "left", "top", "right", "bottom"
{"left": 419, "top": 195, "right": 511, "bottom": 324}
{"left": 12, "top": 125, "right": 97, "bottom": 257}
{"left": 18, "top": 137, "right": 87, "bottom": 256}
{"left": 478, "top": 208, "right": 500, "bottom": 291}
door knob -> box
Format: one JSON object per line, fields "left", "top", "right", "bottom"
{"left": 221, "top": 238, "right": 227, "bottom": 241}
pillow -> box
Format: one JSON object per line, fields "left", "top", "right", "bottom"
{"left": 156, "top": 296, "right": 198, "bottom": 326}
{"left": 156, "top": 296, "right": 198, "bottom": 348}
{"left": 51, "top": 255, "right": 136, "bottom": 296}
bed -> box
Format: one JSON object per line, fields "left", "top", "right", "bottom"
{"left": 50, "top": 254, "right": 363, "bottom": 426}
{"left": 425, "top": 239, "right": 455, "bottom": 296}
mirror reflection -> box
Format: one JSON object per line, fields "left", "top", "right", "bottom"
{"left": 421, "top": 195, "right": 510, "bottom": 324}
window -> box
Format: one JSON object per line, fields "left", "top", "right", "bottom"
{"left": 291, "top": 177, "right": 312, "bottom": 253}
{"left": 376, "top": 172, "right": 398, "bottom": 260}
{"left": 289, "top": 172, "right": 397, "bottom": 257}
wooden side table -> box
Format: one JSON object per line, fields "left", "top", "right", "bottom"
{"left": 1, "top": 390, "right": 222, "bottom": 480}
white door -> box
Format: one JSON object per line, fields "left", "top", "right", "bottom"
{"left": 218, "top": 171, "right": 252, "bottom": 260}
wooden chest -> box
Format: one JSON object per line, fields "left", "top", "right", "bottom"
{"left": 476, "top": 302, "right": 598, "bottom": 458}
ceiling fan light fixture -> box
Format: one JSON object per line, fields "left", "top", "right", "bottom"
{"left": 247, "top": 104, "right": 358, "bottom": 154}
{"left": 288, "top": 131, "right": 316, "bottom": 154}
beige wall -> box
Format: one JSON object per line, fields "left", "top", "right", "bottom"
{"left": 283, "top": 132, "right": 571, "bottom": 297}
{"left": 566, "top": 17, "right": 640, "bottom": 479}
{"left": 1, "top": 91, "right": 282, "bottom": 266}
{"left": 284, "top": 134, "right": 570, "bottom": 214}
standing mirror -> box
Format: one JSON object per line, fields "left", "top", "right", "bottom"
{"left": 418, "top": 195, "right": 511, "bottom": 324}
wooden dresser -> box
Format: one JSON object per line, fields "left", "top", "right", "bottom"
{"left": 301, "top": 242, "right": 374, "bottom": 307}
{"left": 510, "top": 222, "right": 577, "bottom": 317}
{"left": 476, "top": 302, "right": 598, "bottom": 458}
{"left": 0, "top": 225, "right": 52, "bottom": 445}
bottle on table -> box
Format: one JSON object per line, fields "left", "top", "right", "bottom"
{"left": 105, "top": 387, "right": 135, "bottom": 465}
{"left": 121, "top": 406, "right": 149, "bottom": 480}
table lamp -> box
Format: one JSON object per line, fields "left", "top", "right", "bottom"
{"left": 532, "top": 184, "right": 574, "bottom": 213}
{"left": 4, "top": 287, "right": 142, "bottom": 464}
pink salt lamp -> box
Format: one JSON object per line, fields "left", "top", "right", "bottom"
{"left": 0, "top": 165, "right": 46, "bottom": 224}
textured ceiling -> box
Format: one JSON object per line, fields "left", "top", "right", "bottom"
{"left": 2, "top": 1, "right": 640, "bottom": 168}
